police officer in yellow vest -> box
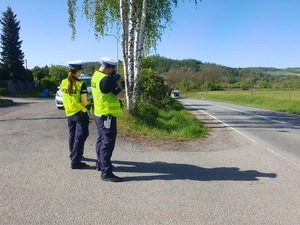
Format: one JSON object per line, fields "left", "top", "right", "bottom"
{"left": 61, "top": 60, "right": 90, "bottom": 169}
{"left": 91, "top": 57, "right": 124, "bottom": 182}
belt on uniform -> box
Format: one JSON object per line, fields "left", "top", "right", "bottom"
{"left": 100, "top": 115, "right": 114, "bottom": 119}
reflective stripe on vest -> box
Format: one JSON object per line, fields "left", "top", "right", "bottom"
{"left": 60, "top": 79, "right": 85, "bottom": 116}
{"left": 91, "top": 71, "right": 121, "bottom": 117}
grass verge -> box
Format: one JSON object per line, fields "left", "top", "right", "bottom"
{"left": 118, "top": 100, "right": 209, "bottom": 144}
{"left": 0, "top": 98, "right": 14, "bottom": 107}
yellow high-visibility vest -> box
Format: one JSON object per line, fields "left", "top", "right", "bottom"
{"left": 60, "top": 79, "right": 85, "bottom": 116}
{"left": 91, "top": 71, "right": 121, "bottom": 117}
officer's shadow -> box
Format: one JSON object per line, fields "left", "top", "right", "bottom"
{"left": 111, "top": 160, "right": 277, "bottom": 182}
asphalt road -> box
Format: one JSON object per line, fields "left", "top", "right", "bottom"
{"left": 179, "top": 98, "right": 300, "bottom": 161}
{"left": 1, "top": 97, "right": 300, "bottom": 225}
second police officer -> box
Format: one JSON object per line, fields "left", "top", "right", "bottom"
{"left": 60, "top": 60, "right": 90, "bottom": 169}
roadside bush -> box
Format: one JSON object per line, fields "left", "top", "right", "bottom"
{"left": 131, "top": 66, "right": 187, "bottom": 128}
{"left": 132, "top": 99, "right": 159, "bottom": 127}
{"left": 140, "top": 69, "right": 167, "bottom": 106}
{"left": 40, "top": 77, "right": 57, "bottom": 92}
{"left": 0, "top": 87, "right": 9, "bottom": 95}
{"left": 201, "top": 80, "right": 223, "bottom": 91}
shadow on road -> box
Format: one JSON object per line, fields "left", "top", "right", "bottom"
{"left": 112, "top": 160, "right": 277, "bottom": 182}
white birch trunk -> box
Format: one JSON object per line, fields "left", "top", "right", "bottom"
{"left": 119, "top": 0, "right": 148, "bottom": 113}
{"left": 132, "top": 0, "right": 147, "bottom": 104}
{"left": 120, "top": 0, "right": 131, "bottom": 111}
{"left": 120, "top": 0, "right": 135, "bottom": 113}
{"left": 127, "top": 0, "right": 135, "bottom": 104}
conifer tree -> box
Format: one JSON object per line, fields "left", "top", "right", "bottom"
{"left": 0, "top": 7, "right": 26, "bottom": 81}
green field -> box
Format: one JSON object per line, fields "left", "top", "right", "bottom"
{"left": 265, "top": 68, "right": 300, "bottom": 76}
{"left": 267, "top": 70, "right": 300, "bottom": 76}
{"left": 183, "top": 89, "right": 300, "bottom": 115}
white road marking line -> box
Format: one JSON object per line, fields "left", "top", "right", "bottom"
{"left": 181, "top": 99, "right": 300, "bottom": 162}
{"left": 183, "top": 101, "right": 257, "bottom": 143}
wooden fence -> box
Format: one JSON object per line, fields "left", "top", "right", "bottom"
{"left": 0, "top": 80, "right": 35, "bottom": 94}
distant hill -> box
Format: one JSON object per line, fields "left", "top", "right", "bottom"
{"left": 84, "top": 55, "right": 300, "bottom": 78}
{"left": 149, "top": 55, "right": 300, "bottom": 77}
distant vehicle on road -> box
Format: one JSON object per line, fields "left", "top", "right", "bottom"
{"left": 171, "top": 90, "right": 180, "bottom": 99}
{"left": 55, "top": 74, "right": 93, "bottom": 109}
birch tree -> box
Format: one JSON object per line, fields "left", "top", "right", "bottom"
{"left": 67, "top": 0, "right": 200, "bottom": 113}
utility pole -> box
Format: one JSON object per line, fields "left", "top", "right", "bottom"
{"left": 105, "top": 33, "right": 119, "bottom": 72}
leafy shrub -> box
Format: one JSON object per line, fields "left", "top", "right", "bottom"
{"left": 132, "top": 99, "right": 159, "bottom": 127}
{"left": 140, "top": 69, "right": 167, "bottom": 106}
{"left": 0, "top": 87, "right": 9, "bottom": 95}
{"left": 201, "top": 80, "right": 223, "bottom": 91}
{"left": 40, "top": 77, "right": 57, "bottom": 92}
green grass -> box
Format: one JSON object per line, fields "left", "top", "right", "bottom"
{"left": 0, "top": 98, "right": 14, "bottom": 107}
{"left": 118, "top": 101, "right": 209, "bottom": 142}
{"left": 183, "top": 89, "right": 300, "bottom": 115}
{"left": 267, "top": 69, "right": 300, "bottom": 76}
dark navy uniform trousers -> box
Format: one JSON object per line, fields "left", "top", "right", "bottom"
{"left": 67, "top": 112, "right": 89, "bottom": 165}
{"left": 94, "top": 115, "right": 117, "bottom": 176}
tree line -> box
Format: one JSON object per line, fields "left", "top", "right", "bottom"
{"left": 150, "top": 55, "right": 300, "bottom": 91}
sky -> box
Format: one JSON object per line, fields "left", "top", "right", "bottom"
{"left": 0, "top": 0, "right": 300, "bottom": 69}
